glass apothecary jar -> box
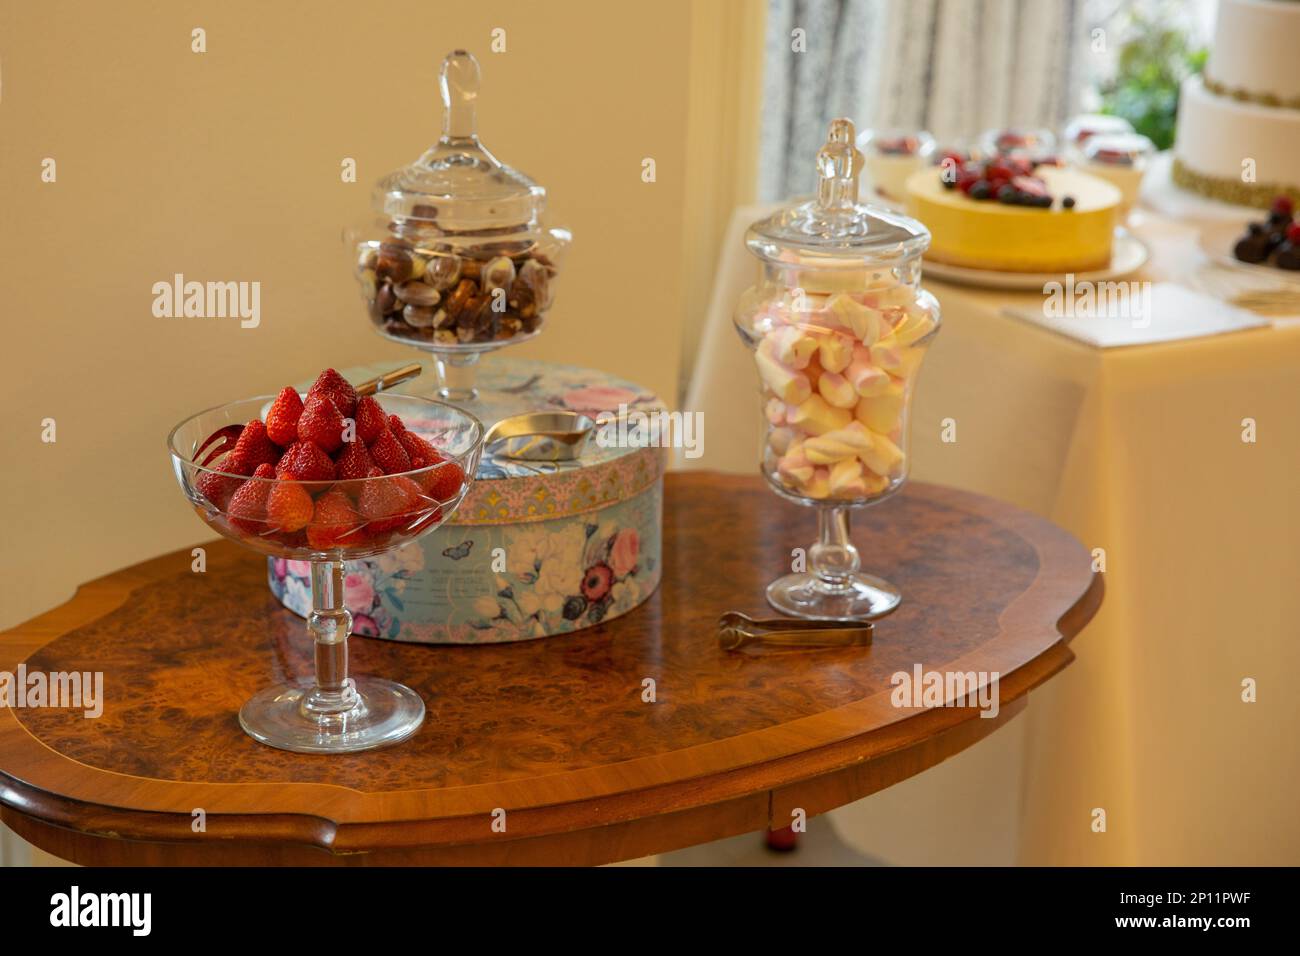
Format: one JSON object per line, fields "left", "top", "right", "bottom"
{"left": 349, "top": 50, "right": 571, "bottom": 401}
{"left": 734, "top": 118, "right": 940, "bottom": 620}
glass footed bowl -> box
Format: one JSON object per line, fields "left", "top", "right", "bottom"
{"left": 167, "top": 393, "right": 483, "bottom": 754}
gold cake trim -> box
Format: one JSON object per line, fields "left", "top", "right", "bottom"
{"left": 1171, "top": 156, "right": 1300, "bottom": 210}
{"left": 1203, "top": 73, "right": 1300, "bottom": 112}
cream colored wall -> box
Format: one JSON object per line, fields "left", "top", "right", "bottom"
{"left": 0, "top": 0, "right": 720, "bottom": 629}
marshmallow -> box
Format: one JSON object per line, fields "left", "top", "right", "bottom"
{"left": 768, "top": 325, "right": 818, "bottom": 368}
{"left": 764, "top": 397, "right": 786, "bottom": 425}
{"left": 804, "top": 467, "right": 831, "bottom": 499}
{"left": 817, "top": 333, "right": 853, "bottom": 373}
{"left": 803, "top": 351, "right": 823, "bottom": 389}
{"left": 803, "top": 421, "right": 875, "bottom": 463}
{"left": 846, "top": 346, "right": 891, "bottom": 397}
{"left": 777, "top": 448, "right": 814, "bottom": 486}
{"left": 869, "top": 332, "right": 903, "bottom": 372}
{"left": 828, "top": 458, "right": 869, "bottom": 497}
{"left": 858, "top": 430, "right": 904, "bottom": 478}
{"left": 818, "top": 371, "right": 858, "bottom": 409}
{"left": 768, "top": 426, "right": 797, "bottom": 456}
{"left": 826, "top": 293, "right": 884, "bottom": 345}
{"left": 896, "top": 347, "right": 926, "bottom": 380}
{"left": 892, "top": 303, "right": 936, "bottom": 346}
{"left": 854, "top": 380, "right": 905, "bottom": 433}
{"left": 756, "top": 348, "right": 812, "bottom": 405}
{"left": 788, "top": 394, "right": 852, "bottom": 436}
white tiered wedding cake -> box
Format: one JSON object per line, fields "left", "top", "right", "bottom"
{"left": 1173, "top": 0, "right": 1300, "bottom": 208}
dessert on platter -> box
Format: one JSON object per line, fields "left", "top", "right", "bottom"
{"left": 857, "top": 128, "right": 935, "bottom": 203}
{"left": 1173, "top": 0, "right": 1300, "bottom": 208}
{"left": 976, "top": 127, "right": 1057, "bottom": 161}
{"left": 1063, "top": 113, "right": 1134, "bottom": 162}
{"left": 905, "top": 152, "right": 1121, "bottom": 273}
{"left": 1230, "top": 195, "right": 1300, "bottom": 269}
{"left": 1082, "top": 132, "right": 1156, "bottom": 215}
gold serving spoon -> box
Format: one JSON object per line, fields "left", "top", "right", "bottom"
{"left": 483, "top": 411, "right": 595, "bottom": 462}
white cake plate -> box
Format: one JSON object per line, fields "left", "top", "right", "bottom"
{"left": 921, "top": 229, "right": 1150, "bottom": 291}
{"left": 1140, "top": 151, "right": 1263, "bottom": 224}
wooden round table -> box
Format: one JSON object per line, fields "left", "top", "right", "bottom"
{"left": 0, "top": 473, "right": 1100, "bottom": 865}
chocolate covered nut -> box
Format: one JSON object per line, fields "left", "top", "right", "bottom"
{"left": 434, "top": 329, "right": 457, "bottom": 345}
{"left": 459, "top": 258, "right": 483, "bottom": 282}
{"left": 507, "top": 281, "right": 534, "bottom": 318}
{"left": 376, "top": 280, "right": 398, "bottom": 316}
{"left": 410, "top": 203, "right": 439, "bottom": 221}
{"left": 375, "top": 241, "right": 414, "bottom": 282}
{"left": 482, "top": 255, "right": 516, "bottom": 291}
{"left": 432, "top": 308, "right": 453, "bottom": 329}
{"left": 423, "top": 255, "right": 461, "bottom": 291}
{"left": 358, "top": 247, "right": 378, "bottom": 273}
{"left": 444, "top": 278, "right": 477, "bottom": 319}
{"left": 517, "top": 258, "right": 550, "bottom": 309}
{"left": 402, "top": 304, "right": 439, "bottom": 328}
{"left": 358, "top": 268, "right": 377, "bottom": 301}
{"left": 394, "top": 280, "right": 441, "bottom": 307}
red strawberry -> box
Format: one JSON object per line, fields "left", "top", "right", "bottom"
{"left": 335, "top": 439, "right": 375, "bottom": 482}
{"left": 266, "top": 481, "right": 314, "bottom": 532}
{"left": 397, "top": 427, "right": 440, "bottom": 464}
{"left": 368, "top": 428, "right": 410, "bottom": 474}
{"left": 228, "top": 463, "right": 276, "bottom": 534}
{"left": 232, "top": 419, "right": 279, "bottom": 469}
{"left": 354, "top": 395, "right": 387, "bottom": 444}
{"left": 264, "top": 386, "right": 304, "bottom": 447}
{"left": 306, "top": 368, "right": 357, "bottom": 419}
{"left": 275, "top": 441, "right": 336, "bottom": 483}
{"left": 424, "top": 458, "right": 466, "bottom": 502}
{"left": 297, "top": 394, "right": 346, "bottom": 453}
{"left": 357, "top": 466, "right": 425, "bottom": 532}
{"left": 388, "top": 413, "right": 407, "bottom": 436}
{"left": 306, "top": 490, "right": 363, "bottom": 550}
{"left": 195, "top": 448, "right": 253, "bottom": 509}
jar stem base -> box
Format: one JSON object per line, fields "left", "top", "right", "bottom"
{"left": 766, "top": 571, "right": 900, "bottom": 622}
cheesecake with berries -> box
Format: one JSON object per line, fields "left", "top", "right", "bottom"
{"left": 904, "top": 153, "right": 1121, "bottom": 273}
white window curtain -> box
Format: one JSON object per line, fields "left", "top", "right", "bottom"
{"left": 759, "top": 0, "right": 1090, "bottom": 199}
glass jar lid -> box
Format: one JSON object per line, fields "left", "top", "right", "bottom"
{"left": 372, "top": 50, "right": 546, "bottom": 233}
{"left": 1083, "top": 132, "right": 1156, "bottom": 168}
{"left": 746, "top": 119, "right": 930, "bottom": 267}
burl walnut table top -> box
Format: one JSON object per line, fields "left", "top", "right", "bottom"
{"left": 0, "top": 473, "right": 1100, "bottom": 866}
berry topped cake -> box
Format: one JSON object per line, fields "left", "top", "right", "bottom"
{"left": 905, "top": 151, "right": 1121, "bottom": 273}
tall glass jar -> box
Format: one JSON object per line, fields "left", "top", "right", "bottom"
{"left": 734, "top": 119, "right": 940, "bottom": 620}
{"left": 349, "top": 50, "right": 571, "bottom": 401}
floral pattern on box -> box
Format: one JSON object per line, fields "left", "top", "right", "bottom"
{"left": 267, "top": 486, "right": 660, "bottom": 644}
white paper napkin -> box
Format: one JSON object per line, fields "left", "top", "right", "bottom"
{"left": 1001, "top": 280, "right": 1268, "bottom": 348}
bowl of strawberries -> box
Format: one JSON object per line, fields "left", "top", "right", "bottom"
{"left": 167, "top": 368, "right": 483, "bottom": 754}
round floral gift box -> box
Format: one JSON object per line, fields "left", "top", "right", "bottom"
{"left": 268, "top": 359, "right": 663, "bottom": 644}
